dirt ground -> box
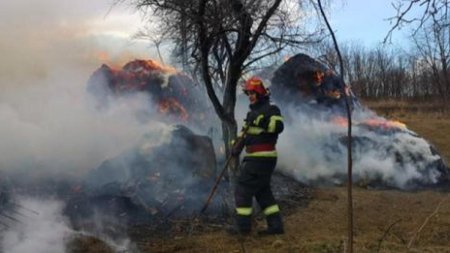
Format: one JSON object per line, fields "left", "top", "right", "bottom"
{"left": 137, "top": 188, "right": 450, "bottom": 253}
{"left": 70, "top": 100, "right": 450, "bottom": 253}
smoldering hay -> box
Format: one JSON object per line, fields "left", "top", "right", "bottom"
{"left": 85, "top": 55, "right": 448, "bottom": 192}
{"left": 59, "top": 59, "right": 221, "bottom": 226}
{"left": 86, "top": 59, "right": 215, "bottom": 132}
{"left": 2, "top": 53, "right": 449, "bottom": 239}
{"left": 0, "top": 61, "right": 160, "bottom": 252}
{"left": 0, "top": 58, "right": 222, "bottom": 250}
{"left": 270, "top": 53, "right": 449, "bottom": 190}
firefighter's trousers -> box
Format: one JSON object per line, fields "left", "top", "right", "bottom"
{"left": 234, "top": 157, "right": 282, "bottom": 232}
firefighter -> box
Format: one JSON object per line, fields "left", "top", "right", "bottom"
{"left": 229, "top": 76, "right": 285, "bottom": 235}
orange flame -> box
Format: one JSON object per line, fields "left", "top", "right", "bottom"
{"left": 144, "top": 60, "right": 178, "bottom": 74}
{"left": 125, "top": 59, "right": 178, "bottom": 74}
{"left": 362, "top": 119, "right": 407, "bottom": 130}
{"left": 158, "top": 98, "right": 189, "bottom": 121}
{"left": 313, "top": 70, "right": 325, "bottom": 83}
{"left": 331, "top": 116, "right": 348, "bottom": 127}
{"left": 331, "top": 116, "right": 407, "bottom": 130}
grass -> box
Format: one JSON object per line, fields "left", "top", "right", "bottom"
{"left": 70, "top": 99, "right": 450, "bottom": 253}
{"left": 134, "top": 188, "right": 450, "bottom": 253}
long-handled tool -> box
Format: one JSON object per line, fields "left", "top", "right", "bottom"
{"left": 201, "top": 128, "right": 248, "bottom": 213}
{"left": 200, "top": 155, "right": 234, "bottom": 213}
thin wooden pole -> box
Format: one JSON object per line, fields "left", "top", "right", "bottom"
{"left": 317, "top": 1, "right": 354, "bottom": 252}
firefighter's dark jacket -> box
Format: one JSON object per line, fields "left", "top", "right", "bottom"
{"left": 238, "top": 97, "right": 284, "bottom": 158}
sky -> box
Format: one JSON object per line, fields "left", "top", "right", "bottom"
{"left": 0, "top": 0, "right": 151, "bottom": 90}
{"left": 331, "top": 0, "right": 411, "bottom": 48}
{"left": 0, "top": 0, "right": 414, "bottom": 89}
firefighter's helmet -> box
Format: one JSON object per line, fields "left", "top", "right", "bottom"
{"left": 243, "top": 76, "right": 270, "bottom": 97}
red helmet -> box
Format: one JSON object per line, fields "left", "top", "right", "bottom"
{"left": 243, "top": 76, "right": 269, "bottom": 96}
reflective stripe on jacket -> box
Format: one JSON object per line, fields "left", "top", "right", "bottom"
{"left": 241, "top": 98, "right": 284, "bottom": 158}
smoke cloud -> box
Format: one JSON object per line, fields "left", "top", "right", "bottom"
{"left": 0, "top": 197, "right": 137, "bottom": 253}
{"left": 275, "top": 104, "right": 444, "bottom": 189}
{"left": 1, "top": 198, "right": 72, "bottom": 253}
{"left": 0, "top": 65, "right": 172, "bottom": 179}
{"left": 0, "top": 0, "right": 150, "bottom": 91}
{"left": 0, "top": 0, "right": 172, "bottom": 179}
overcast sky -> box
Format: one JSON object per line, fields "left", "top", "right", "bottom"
{"left": 0, "top": 0, "right": 151, "bottom": 90}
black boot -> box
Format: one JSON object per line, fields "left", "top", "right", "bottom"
{"left": 258, "top": 213, "right": 284, "bottom": 236}
{"left": 227, "top": 215, "right": 251, "bottom": 235}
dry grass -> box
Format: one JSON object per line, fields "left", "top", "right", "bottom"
{"left": 77, "top": 99, "right": 450, "bottom": 253}
{"left": 137, "top": 188, "right": 450, "bottom": 253}
{"left": 362, "top": 98, "right": 449, "bottom": 115}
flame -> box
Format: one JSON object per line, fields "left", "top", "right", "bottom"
{"left": 362, "top": 119, "right": 407, "bottom": 130}
{"left": 103, "top": 60, "right": 179, "bottom": 92}
{"left": 313, "top": 70, "right": 325, "bottom": 83}
{"left": 125, "top": 59, "right": 178, "bottom": 74}
{"left": 89, "top": 59, "right": 206, "bottom": 124}
{"left": 325, "top": 89, "right": 341, "bottom": 99}
{"left": 158, "top": 98, "right": 189, "bottom": 121}
{"left": 330, "top": 116, "right": 407, "bottom": 130}
{"left": 146, "top": 60, "right": 178, "bottom": 74}
{"left": 331, "top": 116, "right": 348, "bottom": 127}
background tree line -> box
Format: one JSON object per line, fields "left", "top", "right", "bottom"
{"left": 316, "top": 38, "right": 450, "bottom": 101}
{"left": 317, "top": 0, "right": 450, "bottom": 101}
{"left": 126, "top": 0, "right": 450, "bottom": 102}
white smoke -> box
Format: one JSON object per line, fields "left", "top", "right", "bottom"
{"left": 275, "top": 104, "right": 444, "bottom": 189}
{"left": 1, "top": 198, "right": 72, "bottom": 253}
{"left": 0, "top": 69, "right": 167, "bottom": 179}
{"left": 0, "top": 197, "right": 138, "bottom": 253}
{"left": 0, "top": 0, "right": 167, "bottom": 180}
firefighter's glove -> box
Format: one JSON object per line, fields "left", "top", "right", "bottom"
{"left": 230, "top": 138, "right": 245, "bottom": 157}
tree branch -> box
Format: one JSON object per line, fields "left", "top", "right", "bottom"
{"left": 197, "top": 0, "right": 231, "bottom": 123}
{"left": 407, "top": 195, "right": 449, "bottom": 249}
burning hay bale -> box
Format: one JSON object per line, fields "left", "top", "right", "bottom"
{"left": 270, "top": 53, "right": 449, "bottom": 190}
{"left": 271, "top": 53, "right": 358, "bottom": 111}
{"left": 64, "top": 125, "right": 218, "bottom": 227}
{"left": 86, "top": 59, "right": 212, "bottom": 129}
{"left": 336, "top": 120, "right": 448, "bottom": 189}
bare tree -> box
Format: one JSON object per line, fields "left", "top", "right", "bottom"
{"left": 385, "top": 0, "right": 450, "bottom": 99}
{"left": 385, "top": 0, "right": 450, "bottom": 42}
{"left": 133, "top": 25, "right": 169, "bottom": 64}
{"left": 120, "top": 0, "right": 322, "bottom": 191}
{"left": 411, "top": 14, "right": 450, "bottom": 100}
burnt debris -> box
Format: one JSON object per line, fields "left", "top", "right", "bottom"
{"left": 64, "top": 124, "right": 219, "bottom": 227}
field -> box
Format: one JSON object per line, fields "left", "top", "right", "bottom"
{"left": 70, "top": 100, "right": 450, "bottom": 253}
